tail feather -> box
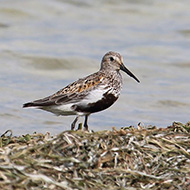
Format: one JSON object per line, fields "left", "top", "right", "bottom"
{"left": 23, "top": 102, "right": 35, "bottom": 108}
{"left": 23, "top": 94, "right": 67, "bottom": 108}
{"left": 23, "top": 100, "right": 56, "bottom": 108}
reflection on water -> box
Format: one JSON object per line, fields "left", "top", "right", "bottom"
{"left": 0, "top": 0, "right": 190, "bottom": 135}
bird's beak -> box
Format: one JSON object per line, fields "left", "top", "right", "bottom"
{"left": 120, "top": 63, "right": 140, "bottom": 83}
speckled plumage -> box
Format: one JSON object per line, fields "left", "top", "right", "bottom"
{"left": 23, "top": 51, "right": 140, "bottom": 130}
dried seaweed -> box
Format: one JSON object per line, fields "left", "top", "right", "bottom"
{"left": 0, "top": 122, "right": 190, "bottom": 189}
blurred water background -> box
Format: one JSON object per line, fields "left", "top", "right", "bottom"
{"left": 0, "top": 0, "right": 190, "bottom": 135}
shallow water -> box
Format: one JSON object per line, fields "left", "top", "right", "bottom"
{"left": 0, "top": 0, "right": 190, "bottom": 135}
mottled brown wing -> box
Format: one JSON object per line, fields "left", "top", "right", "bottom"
{"left": 23, "top": 72, "right": 104, "bottom": 108}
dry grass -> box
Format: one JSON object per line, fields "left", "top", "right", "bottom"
{"left": 0, "top": 122, "right": 190, "bottom": 190}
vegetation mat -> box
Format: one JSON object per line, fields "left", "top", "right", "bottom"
{"left": 0, "top": 122, "right": 190, "bottom": 190}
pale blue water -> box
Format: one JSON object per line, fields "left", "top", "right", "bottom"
{"left": 0, "top": 0, "right": 190, "bottom": 135}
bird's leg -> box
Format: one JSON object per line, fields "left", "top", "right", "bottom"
{"left": 84, "top": 115, "right": 89, "bottom": 131}
{"left": 71, "top": 116, "right": 79, "bottom": 130}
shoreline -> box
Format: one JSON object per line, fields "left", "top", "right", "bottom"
{"left": 0, "top": 122, "right": 190, "bottom": 189}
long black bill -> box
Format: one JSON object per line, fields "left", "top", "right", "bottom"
{"left": 120, "top": 63, "right": 140, "bottom": 83}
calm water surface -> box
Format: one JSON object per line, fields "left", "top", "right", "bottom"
{"left": 0, "top": 0, "right": 190, "bottom": 135}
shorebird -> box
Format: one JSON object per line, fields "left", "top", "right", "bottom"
{"left": 23, "top": 51, "right": 140, "bottom": 130}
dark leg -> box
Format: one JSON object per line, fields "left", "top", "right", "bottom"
{"left": 84, "top": 115, "right": 89, "bottom": 131}
{"left": 71, "top": 116, "right": 79, "bottom": 130}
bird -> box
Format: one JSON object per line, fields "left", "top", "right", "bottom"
{"left": 23, "top": 51, "right": 140, "bottom": 130}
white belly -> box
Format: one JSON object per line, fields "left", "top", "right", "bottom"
{"left": 39, "top": 103, "right": 77, "bottom": 116}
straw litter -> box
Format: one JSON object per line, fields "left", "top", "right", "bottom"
{"left": 0, "top": 121, "right": 190, "bottom": 190}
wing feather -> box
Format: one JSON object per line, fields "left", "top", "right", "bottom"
{"left": 23, "top": 71, "right": 105, "bottom": 108}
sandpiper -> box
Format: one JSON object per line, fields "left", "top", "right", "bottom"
{"left": 23, "top": 51, "right": 140, "bottom": 130}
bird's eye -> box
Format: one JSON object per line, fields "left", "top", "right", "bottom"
{"left": 110, "top": 57, "right": 114, "bottom": 61}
